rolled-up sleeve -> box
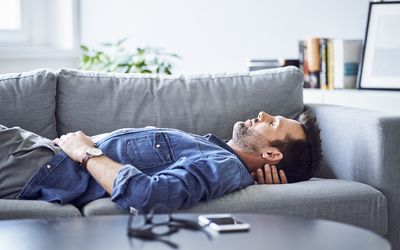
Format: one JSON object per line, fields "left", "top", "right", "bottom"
{"left": 111, "top": 156, "right": 252, "bottom": 213}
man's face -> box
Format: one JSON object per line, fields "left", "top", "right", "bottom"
{"left": 232, "top": 111, "right": 306, "bottom": 153}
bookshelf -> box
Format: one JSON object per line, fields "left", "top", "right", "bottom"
{"left": 303, "top": 89, "right": 400, "bottom": 115}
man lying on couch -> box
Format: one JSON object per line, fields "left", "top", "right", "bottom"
{"left": 0, "top": 111, "right": 322, "bottom": 213}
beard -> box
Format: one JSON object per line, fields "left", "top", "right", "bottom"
{"left": 232, "top": 122, "right": 268, "bottom": 153}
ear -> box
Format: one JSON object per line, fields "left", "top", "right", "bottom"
{"left": 261, "top": 148, "right": 283, "bottom": 164}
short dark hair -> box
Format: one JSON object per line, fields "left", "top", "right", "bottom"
{"left": 270, "top": 110, "right": 322, "bottom": 183}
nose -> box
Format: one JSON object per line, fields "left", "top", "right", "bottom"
{"left": 258, "top": 111, "right": 273, "bottom": 121}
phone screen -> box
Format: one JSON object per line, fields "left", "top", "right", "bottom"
{"left": 208, "top": 217, "right": 240, "bottom": 225}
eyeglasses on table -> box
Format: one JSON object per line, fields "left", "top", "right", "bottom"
{"left": 127, "top": 204, "right": 212, "bottom": 249}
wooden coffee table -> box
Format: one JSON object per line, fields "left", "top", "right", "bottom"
{"left": 0, "top": 214, "right": 390, "bottom": 250}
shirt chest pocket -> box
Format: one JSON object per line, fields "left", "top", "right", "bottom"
{"left": 124, "top": 132, "right": 175, "bottom": 169}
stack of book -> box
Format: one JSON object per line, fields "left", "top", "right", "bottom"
{"left": 299, "top": 37, "right": 362, "bottom": 89}
{"left": 248, "top": 59, "right": 300, "bottom": 71}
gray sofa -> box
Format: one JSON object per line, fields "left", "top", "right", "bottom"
{"left": 0, "top": 67, "right": 398, "bottom": 249}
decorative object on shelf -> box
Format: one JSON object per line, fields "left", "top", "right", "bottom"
{"left": 358, "top": 1, "right": 400, "bottom": 90}
{"left": 247, "top": 58, "right": 299, "bottom": 71}
{"left": 79, "top": 38, "right": 180, "bottom": 75}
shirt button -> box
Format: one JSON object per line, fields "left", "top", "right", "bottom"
{"left": 46, "top": 164, "right": 51, "bottom": 169}
{"left": 155, "top": 144, "right": 160, "bottom": 148}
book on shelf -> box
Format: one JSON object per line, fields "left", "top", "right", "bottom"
{"left": 319, "top": 38, "right": 328, "bottom": 90}
{"left": 306, "top": 38, "right": 320, "bottom": 89}
{"left": 327, "top": 39, "right": 334, "bottom": 90}
{"left": 299, "top": 40, "right": 311, "bottom": 88}
{"left": 298, "top": 37, "right": 362, "bottom": 89}
{"left": 247, "top": 58, "right": 300, "bottom": 71}
{"left": 333, "top": 39, "right": 363, "bottom": 89}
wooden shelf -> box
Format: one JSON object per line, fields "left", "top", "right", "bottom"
{"left": 303, "top": 89, "right": 400, "bottom": 115}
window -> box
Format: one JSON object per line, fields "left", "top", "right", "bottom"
{"left": 0, "top": 0, "right": 79, "bottom": 73}
{"left": 0, "top": 0, "right": 79, "bottom": 50}
{"left": 0, "top": 0, "right": 30, "bottom": 45}
{"left": 0, "top": 0, "right": 21, "bottom": 30}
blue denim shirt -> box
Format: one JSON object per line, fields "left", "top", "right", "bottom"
{"left": 18, "top": 128, "right": 254, "bottom": 212}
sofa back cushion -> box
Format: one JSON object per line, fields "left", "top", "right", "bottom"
{"left": 56, "top": 66, "right": 304, "bottom": 139}
{"left": 0, "top": 69, "right": 57, "bottom": 139}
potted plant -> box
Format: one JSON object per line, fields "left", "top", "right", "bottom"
{"left": 79, "top": 38, "right": 180, "bottom": 74}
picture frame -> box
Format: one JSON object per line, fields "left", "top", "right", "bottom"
{"left": 358, "top": 1, "right": 400, "bottom": 90}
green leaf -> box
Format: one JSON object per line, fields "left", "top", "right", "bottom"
{"left": 134, "top": 60, "right": 146, "bottom": 68}
{"left": 101, "top": 42, "right": 114, "bottom": 47}
{"left": 116, "top": 63, "right": 129, "bottom": 67}
{"left": 83, "top": 54, "right": 90, "bottom": 64}
{"left": 136, "top": 47, "right": 146, "bottom": 56}
{"left": 80, "top": 44, "right": 89, "bottom": 52}
{"left": 125, "top": 65, "right": 133, "bottom": 73}
{"left": 116, "top": 37, "right": 128, "bottom": 46}
{"left": 164, "top": 68, "right": 172, "bottom": 75}
{"left": 169, "top": 53, "right": 181, "bottom": 59}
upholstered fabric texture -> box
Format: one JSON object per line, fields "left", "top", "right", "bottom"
{"left": 307, "top": 104, "right": 400, "bottom": 250}
{"left": 81, "top": 178, "right": 387, "bottom": 236}
{"left": 56, "top": 66, "right": 304, "bottom": 139}
{"left": 0, "top": 69, "right": 57, "bottom": 139}
{"left": 1, "top": 67, "right": 397, "bottom": 248}
{"left": 0, "top": 200, "right": 81, "bottom": 219}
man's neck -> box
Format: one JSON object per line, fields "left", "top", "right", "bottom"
{"left": 226, "top": 139, "right": 265, "bottom": 173}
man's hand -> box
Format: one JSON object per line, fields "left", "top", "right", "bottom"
{"left": 251, "top": 164, "right": 288, "bottom": 184}
{"left": 53, "top": 131, "right": 95, "bottom": 163}
{"left": 54, "top": 130, "right": 122, "bottom": 194}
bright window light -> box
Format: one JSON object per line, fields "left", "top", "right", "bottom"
{"left": 0, "top": 0, "right": 21, "bottom": 30}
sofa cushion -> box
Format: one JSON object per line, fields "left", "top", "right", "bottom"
{"left": 0, "top": 200, "right": 81, "bottom": 219}
{"left": 56, "top": 66, "right": 304, "bottom": 139}
{"left": 0, "top": 69, "right": 57, "bottom": 139}
{"left": 82, "top": 198, "right": 126, "bottom": 216}
{"left": 81, "top": 178, "right": 387, "bottom": 236}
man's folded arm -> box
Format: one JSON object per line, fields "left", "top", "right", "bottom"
{"left": 110, "top": 157, "right": 244, "bottom": 213}
{"left": 85, "top": 155, "right": 122, "bottom": 194}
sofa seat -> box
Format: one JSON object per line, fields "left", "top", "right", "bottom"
{"left": 81, "top": 178, "right": 387, "bottom": 236}
{"left": 0, "top": 200, "right": 81, "bottom": 219}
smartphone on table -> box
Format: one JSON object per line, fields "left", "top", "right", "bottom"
{"left": 198, "top": 214, "right": 250, "bottom": 232}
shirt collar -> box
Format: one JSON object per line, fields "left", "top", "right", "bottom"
{"left": 203, "top": 133, "right": 248, "bottom": 168}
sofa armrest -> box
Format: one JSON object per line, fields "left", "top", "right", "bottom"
{"left": 306, "top": 104, "right": 400, "bottom": 185}
{"left": 306, "top": 104, "right": 400, "bottom": 248}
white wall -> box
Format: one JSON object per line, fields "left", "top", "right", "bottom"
{"left": 81, "top": 0, "right": 371, "bottom": 74}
